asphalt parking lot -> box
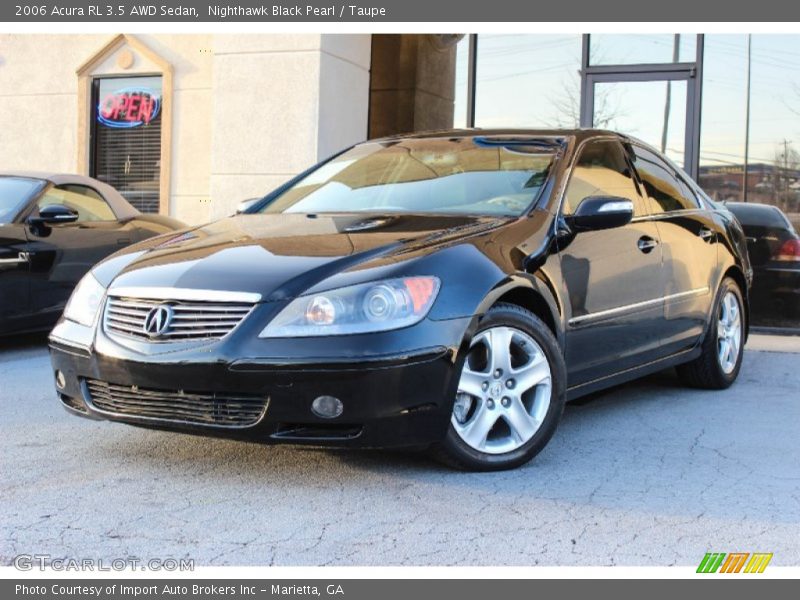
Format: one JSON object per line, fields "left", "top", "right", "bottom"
{"left": 1, "top": 333, "right": 799, "bottom": 567}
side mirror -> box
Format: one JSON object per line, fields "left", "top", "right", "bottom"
{"left": 566, "top": 196, "right": 634, "bottom": 232}
{"left": 29, "top": 204, "right": 79, "bottom": 226}
{"left": 235, "top": 198, "right": 260, "bottom": 215}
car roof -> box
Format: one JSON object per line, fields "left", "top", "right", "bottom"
{"left": 0, "top": 171, "right": 140, "bottom": 220}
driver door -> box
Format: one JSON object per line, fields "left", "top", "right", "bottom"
{"left": 25, "top": 185, "right": 127, "bottom": 321}
{"left": 557, "top": 139, "right": 665, "bottom": 386}
{"left": 0, "top": 222, "right": 31, "bottom": 333}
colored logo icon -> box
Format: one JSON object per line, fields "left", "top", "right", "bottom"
{"left": 697, "top": 552, "right": 773, "bottom": 573}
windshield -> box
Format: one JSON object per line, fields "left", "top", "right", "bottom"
{"left": 257, "top": 138, "right": 558, "bottom": 217}
{"left": 0, "top": 177, "right": 44, "bottom": 224}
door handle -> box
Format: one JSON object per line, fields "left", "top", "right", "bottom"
{"left": 637, "top": 236, "right": 659, "bottom": 254}
{"left": 698, "top": 228, "right": 715, "bottom": 241}
{"left": 0, "top": 251, "right": 30, "bottom": 265}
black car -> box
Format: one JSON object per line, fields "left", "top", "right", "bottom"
{"left": 725, "top": 202, "right": 800, "bottom": 318}
{"left": 0, "top": 172, "right": 185, "bottom": 336}
{"left": 49, "top": 131, "right": 752, "bottom": 471}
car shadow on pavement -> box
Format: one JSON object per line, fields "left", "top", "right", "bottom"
{"left": 0, "top": 331, "right": 50, "bottom": 358}
{"left": 0, "top": 331, "right": 48, "bottom": 348}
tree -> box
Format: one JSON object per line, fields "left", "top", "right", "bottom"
{"left": 548, "top": 77, "right": 622, "bottom": 129}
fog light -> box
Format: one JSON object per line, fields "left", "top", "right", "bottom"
{"left": 311, "top": 395, "right": 343, "bottom": 419}
{"left": 55, "top": 370, "right": 66, "bottom": 390}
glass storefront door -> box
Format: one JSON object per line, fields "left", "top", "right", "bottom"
{"left": 584, "top": 72, "right": 697, "bottom": 171}
{"left": 90, "top": 75, "right": 163, "bottom": 214}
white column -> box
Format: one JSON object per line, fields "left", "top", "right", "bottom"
{"left": 209, "top": 34, "right": 371, "bottom": 220}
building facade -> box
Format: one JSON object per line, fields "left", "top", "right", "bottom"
{"left": 0, "top": 33, "right": 371, "bottom": 223}
{"left": 1, "top": 33, "right": 797, "bottom": 225}
{"left": 451, "top": 34, "right": 800, "bottom": 224}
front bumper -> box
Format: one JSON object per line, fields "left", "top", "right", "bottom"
{"left": 49, "top": 314, "right": 472, "bottom": 449}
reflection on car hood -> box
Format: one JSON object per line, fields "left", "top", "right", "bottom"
{"left": 104, "top": 213, "right": 511, "bottom": 299}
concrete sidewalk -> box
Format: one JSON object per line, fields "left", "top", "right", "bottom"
{"left": 746, "top": 333, "right": 800, "bottom": 353}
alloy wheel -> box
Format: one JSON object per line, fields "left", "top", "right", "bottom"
{"left": 452, "top": 326, "right": 552, "bottom": 454}
{"left": 717, "top": 290, "right": 742, "bottom": 375}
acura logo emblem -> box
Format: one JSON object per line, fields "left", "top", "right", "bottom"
{"left": 143, "top": 305, "right": 173, "bottom": 337}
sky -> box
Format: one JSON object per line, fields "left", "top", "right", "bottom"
{"left": 452, "top": 34, "right": 800, "bottom": 170}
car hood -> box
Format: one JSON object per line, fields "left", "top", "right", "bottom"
{"left": 101, "top": 213, "right": 512, "bottom": 300}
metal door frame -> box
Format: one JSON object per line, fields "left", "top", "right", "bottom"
{"left": 579, "top": 34, "right": 704, "bottom": 180}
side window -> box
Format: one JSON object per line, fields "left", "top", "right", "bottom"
{"left": 676, "top": 174, "right": 702, "bottom": 209}
{"left": 37, "top": 185, "right": 116, "bottom": 222}
{"left": 563, "top": 140, "right": 647, "bottom": 217}
{"left": 631, "top": 146, "right": 699, "bottom": 213}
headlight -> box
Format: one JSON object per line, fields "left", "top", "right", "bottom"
{"left": 259, "top": 276, "right": 440, "bottom": 338}
{"left": 63, "top": 272, "right": 106, "bottom": 327}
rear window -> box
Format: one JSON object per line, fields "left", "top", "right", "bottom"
{"left": 0, "top": 177, "right": 43, "bottom": 223}
{"left": 727, "top": 203, "right": 793, "bottom": 230}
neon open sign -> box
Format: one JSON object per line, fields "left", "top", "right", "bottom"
{"left": 97, "top": 87, "right": 161, "bottom": 128}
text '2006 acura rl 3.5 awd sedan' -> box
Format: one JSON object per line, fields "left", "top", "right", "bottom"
{"left": 49, "top": 130, "right": 752, "bottom": 470}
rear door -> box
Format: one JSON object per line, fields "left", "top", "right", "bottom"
{"left": 25, "top": 184, "right": 129, "bottom": 321}
{"left": 629, "top": 145, "right": 720, "bottom": 355}
{"left": 557, "top": 139, "right": 665, "bottom": 386}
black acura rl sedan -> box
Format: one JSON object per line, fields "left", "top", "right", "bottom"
{"left": 49, "top": 130, "right": 752, "bottom": 470}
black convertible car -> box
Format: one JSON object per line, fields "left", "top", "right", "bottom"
{"left": 49, "top": 131, "right": 752, "bottom": 470}
{"left": 0, "top": 172, "right": 184, "bottom": 335}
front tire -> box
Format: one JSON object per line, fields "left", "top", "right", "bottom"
{"left": 432, "top": 303, "right": 566, "bottom": 471}
{"left": 677, "top": 277, "right": 745, "bottom": 389}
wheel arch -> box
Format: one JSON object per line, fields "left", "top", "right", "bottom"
{"left": 473, "top": 275, "right": 565, "bottom": 350}
{"left": 721, "top": 264, "right": 750, "bottom": 341}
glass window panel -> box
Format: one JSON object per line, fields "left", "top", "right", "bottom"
{"left": 748, "top": 35, "right": 800, "bottom": 215}
{"left": 591, "top": 80, "right": 687, "bottom": 167}
{"left": 473, "top": 34, "right": 582, "bottom": 128}
{"left": 453, "top": 36, "right": 470, "bottom": 128}
{"left": 564, "top": 140, "right": 647, "bottom": 216}
{"left": 631, "top": 145, "right": 698, "bottom": 212}
{"left": 37, "top": 186, "right": 116, "bottom": 222}
{"left": 698, "top": 35, "right": 749, "bottom": 202}
{"left": 746, "top": 34, "right": 800, "bottom": 329}
{"left": 91, "top": 75, "right": 163, "bottom": 214}
{"left": 589, "top": 34, "right": 696, "bottom": 65}
{"left": 0, "top": 177, "right": 42, "bottom": 224}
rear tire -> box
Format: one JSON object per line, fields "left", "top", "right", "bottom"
{"left": 676, "top": 277, "right": 745, "bottom": 389}
{"left": 431, "top": 303, "right": 566, "bottom": 471}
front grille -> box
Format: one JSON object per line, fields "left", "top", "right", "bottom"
{"left": 85, "top": 379, "right": 268, "bottom": 427}
{"left": 104, "top": 296, "right": 254, "bottom": 342}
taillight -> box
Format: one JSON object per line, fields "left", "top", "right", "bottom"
{"left": 775, "top": 238, "right": 800, "bottom": 261}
